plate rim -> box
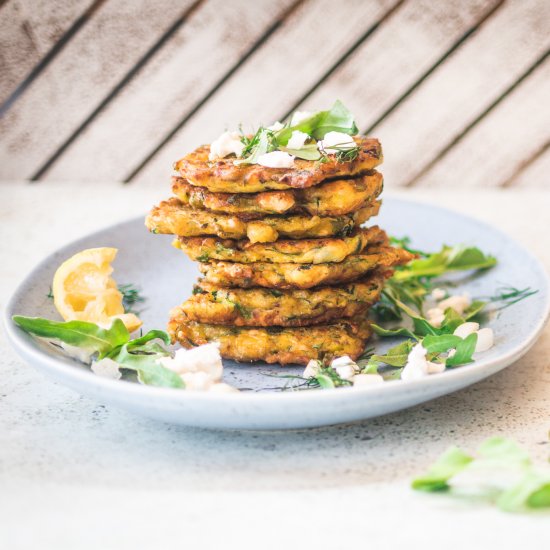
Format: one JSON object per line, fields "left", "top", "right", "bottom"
{"left": 5, "top": 196, "right": 550, "bottom": 406}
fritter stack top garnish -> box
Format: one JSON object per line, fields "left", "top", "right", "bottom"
{"left": 146, "top": 101, "right": 414, "bottom": 365}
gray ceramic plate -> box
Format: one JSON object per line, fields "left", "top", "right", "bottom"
{"left": 5, "top": 198, "right": 549, "bottom": 429}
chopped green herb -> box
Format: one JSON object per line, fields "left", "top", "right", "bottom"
{"left": 118, "top": 283, "right": 145, "bottom": 314}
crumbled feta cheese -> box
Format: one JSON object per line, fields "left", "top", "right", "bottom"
{"left": 180, "top": 371, "right": 213, "bottom": 391}
{"left": 267, "top": 121, "right": 284, "bottom": 131}
{"left": 426, "top": 307, "right": 445, "bottom": 328}
{"left": 438, "top": 294, "right": 471, "bottom": 315}
{"left": 330, "top": 355, "right": 356, "bottom": 369}
{"left": 209, "top": 131, "right": 244, "bottom": 161}
{"left": 91, "top": 358, "right": 121, "bottom": 380}
{"left": 60, "top": 342, "right": 94, "bottom": 364}
{"left": 426, "top": 361, "right": 445, "bottom": 374}
{"left": 331, "top": 356, "right": 358, "bottom": 380}
{"left": 256, "top": 151, "right": 295, "bottom": 168}
{"left": 475, "top": 327, "right": 494, "bottom": 353}
{"left": 303, "top": 359, "right": 321, "bottom": 378}
{"left": 401, "top": 343, "right": 429, "bottom": 381}
{"left": 158, "top": 342, "right": 223, "bottom": 381}
{"left": 335, "top": 364, "right": 356, "bottom": 380}
{"left": 290, "top": 111, "right": 313, "bottom": 125}
{"left": 447, "top": 349, "right": 456, "bottom": 359}
{"left": 452, "top": 323, "right": 494, "bottom": 353}
{"left": 453, "top": 322, "right": 480, "bottom": 339}
{"left": 318, "top": 131, "right": 356, "bottom": 154}
{"left": 352, "top": 373, "right": 384, "bottom": 386}
{"left": 286, "top": 130, "right": 309, "bottom": 150}
{"left": 431, "top": 288, "right": 446, "bottom": 301}
{"left": 209, "top": 382, "right": 239, "bottom": 394}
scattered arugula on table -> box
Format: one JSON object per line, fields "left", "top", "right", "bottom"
{"left": 12, "top": 316, "right": 183, "bottom": 389}
{"left": 413, "top": 437, "right": 550, "bottom": 513}
{"left": 237, "top": 100, "right": 360, "bottom": 164}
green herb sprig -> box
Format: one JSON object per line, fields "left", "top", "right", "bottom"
{"left": 236, "top": 100, "right": 359, "bottom": 164}
{"left": 118, "top": 283, "right": 146, "bottom": 314}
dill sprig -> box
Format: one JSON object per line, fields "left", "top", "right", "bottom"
{"left": 483, "top": 286, "right": 538, "bottom": 310}
{"left": 317, "top": 142, "right": 360, "bottom": 163}
{"left": 118, "top": 283, "right": 146, "bottom": 314}
{"left": 335, "top": 145, "right": 360, "bottom": 162}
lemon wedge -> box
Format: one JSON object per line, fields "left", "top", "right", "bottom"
{"left": 52, "top": 247, "right": 142, "bottom": 333}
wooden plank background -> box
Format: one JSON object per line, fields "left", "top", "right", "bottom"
{"left": 0, "top": 0, "right": 548, "bottom": 188}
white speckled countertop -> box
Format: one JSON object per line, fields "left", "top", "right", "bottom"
{"left": 1, "top": 183, "right": 549, "bottom": 549}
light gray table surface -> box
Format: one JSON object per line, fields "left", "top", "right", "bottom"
{"left": 1, "top": 183, "right": 549, "bottom": 549}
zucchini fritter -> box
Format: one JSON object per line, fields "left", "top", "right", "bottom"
{"left": 182, "top": 271, "right": 386, "bottom": 327}
{"left": 146, "top": 197, "right": 380, "bottom": 243}
{"left": 199, "top": 244, "right": 415, "bottom": 289}
{"left": 168, "top": 313, "right": 373, "bottom": 365}
{"left": 174, "top": 226, "right": 385, "bottom": 264}
{"left": 174, "top": 137, "right": 382, "bottom": 193}
{"left": 171, "top": 171, "right": 383, "bottom": 218}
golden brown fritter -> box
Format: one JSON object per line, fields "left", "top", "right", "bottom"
{"left": 168, "top": 313, "right": 373, "bottom": 365}
{"left": 181, "top": 270, "right": 387, "bottom": 327}
{"left": 174, "top": 226, "right": 385, "bottom": 264}
{"left": 171, "top": 171, "right": 383, "bottom": 218}
{"left": 174, "top": 137, "right": 382, "bottom": 193}
{"left": 199, "top": 244, "right": 415, "bottom": 289}
{"left": 146, "top": 197, "right": 380, "bottom": 243}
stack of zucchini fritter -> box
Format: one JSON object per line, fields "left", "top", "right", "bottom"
{"left": 146, "top": 137, "right": 413, "bottom": 365}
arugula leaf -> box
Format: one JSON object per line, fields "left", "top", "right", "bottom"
{"left": 109, "top": 341, "right": 184, "bottom": 389}
{"left": 422, "top": 334, "right": 462, "bottom": 354}
{"left": 12, "top": 316, "right": 129, "bottom": 358}
{"left": 369, "top": 340, "right": 416, "bottom": 368}
{"left": 412, "top": 447, "right": 474, "bottom": 492}
{"left": 413, "top": 437, "right": 550, "bottom": 513}
{"left": 498, "top": 471, "right": 550, "bottom": 512}
{"left": 389, "top": 236, "right": 428, "bottom": 257}
{"left": 446, "top": 333, "right": 477, "bottom": 366}
{"left": 315, "top": 373, "right": 335, "bottom": 389}
{"left": 383, "top": 292, "right": 441, "bottom": 336}
{"left": 125, "top": 329, "right": 171, "bottom": 348}
{"left": 477, "top": 436, "right": 531, "bottom": 466}
{"left": 282, "top": 143, "right": 322, "bottom": 161}
{"left": 393, "top": 244, "right": 496, "bottom": 282}
{"left": 438, "top": 308, "right": 466, "bottom": 334}
{"left": 371, "top": 323, "right": 419, "bottom": 340}
{"left": 310, "top": 366, "right": 352, "bottom": 389}
{"left": 464, "top": 300, "right": 487, "bottom": 320}
{"left": 276, "top": 100, "right": 358, "bottom": 145}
